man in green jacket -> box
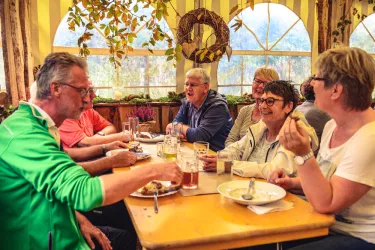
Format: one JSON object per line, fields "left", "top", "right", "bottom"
{"left": 0, "top": 52, "right": 183, "bottom": 250}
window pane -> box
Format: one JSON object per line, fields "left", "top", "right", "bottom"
{"left": 217, "top": 56, "right": 242, "bottom": 85}
{"left": 0, "top": 48, "right": 5, "bottom": 91}
{"left": 243, "top": 56, "right": 267, "bottom": 85}
{"left": 123, "top": 87, "right": 148, "bottom": 96}
{"left": 269, "top": 4, "right": 300, "bottom": 49}
{"left": 132, "top": 19, "right": 174, "bottom": 49}
{"left": 218, "top": 86, "right": 241, "bottom": 96}
{"left": 350, "top": 14, "right": 375, "bottom": 54}
{"left": 149, "top": 56, "right": 176, "bottom": 86}
{"left": 149, "top": 87, "right": 175, "bottom": 99}
{"left": 243, "top": 86, "right": 252, "bottom": 95}
{"left": 268, "top": 56, "right": 311, "bottom": 84}
{"left": 86, "top": 56, "right": 117, "bottom": 87}
{"left": 272, "top": 20, "right": 311, "bottom": 52}
{"left": 119, "top": 57, "right": 147, "bottom": 87}
{"left": 94, "top": 88, "right": 112, "bottom": 98}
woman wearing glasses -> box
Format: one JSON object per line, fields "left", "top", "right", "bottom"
{"left": 225, "top": 67, "right": 280, "bottom": 147}
{"left": 269, "top": 48, "right": 375, "bottom": 250}
{"left": 202, "top": 80, "right": 318, "bottom": 180}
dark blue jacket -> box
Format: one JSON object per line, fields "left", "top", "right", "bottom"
{"left": 173, "top": 90, "right": 233, "bottom": 151}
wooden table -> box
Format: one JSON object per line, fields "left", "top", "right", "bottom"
{"left": 114, "top": 142, "right": 335, "bottom": 250}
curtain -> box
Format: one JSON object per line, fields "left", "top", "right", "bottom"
{"left": 0, "top": 0, "right": 33, "bottom": 106}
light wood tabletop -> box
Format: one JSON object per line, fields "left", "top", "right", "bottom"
{"left": 113, "top": 142, "right": 335, "bottom": 250}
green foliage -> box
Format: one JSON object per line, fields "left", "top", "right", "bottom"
{"left": 0, "top": 105, "right": 15, "bottom": 124}
{"left": 332, "top": 1, "right": 375, "bottom": 43}
{"left": 225, "top": 95, "right": 248, "bottom": 105}
{"left": 68, "top": 0, "right": 182, "bottom": 68}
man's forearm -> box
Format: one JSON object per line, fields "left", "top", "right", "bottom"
{"left": 65, "top": 145, "right": 103, "bottom": 161}
{"left": 100, "top": 125, "right": 117, "bottom": 135}
{"left": 78, "top": 157, "right": 113, "bottom": 176}
{"left": 78, "top": 133, "right": 125, "bottom": 146}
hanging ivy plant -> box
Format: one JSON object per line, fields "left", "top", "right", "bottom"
{"left": 67, "top": 0, "right": 182, "bottom": 68}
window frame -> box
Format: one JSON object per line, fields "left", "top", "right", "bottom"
{"left": 218, "top": 3, "right": 312, "bottom": 95}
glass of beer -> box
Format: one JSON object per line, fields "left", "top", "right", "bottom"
{"left": 217, "top": 150, "right": 234, "bottom": 185}
{"left": 181, "top": 155, "right": 199, "bottom": 189}
{"left": 163, "top": 134, "right": 178, "bottom": 161}
{"left": 193, "top": 141, "right": 209, "bottom": 171}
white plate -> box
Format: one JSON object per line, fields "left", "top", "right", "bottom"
{"left": 136, "top": 132, "right": 165, "bottom": 143}
{"left": 217, "top": 180, "right": 286, "bottom": 205}
{"left": 106, "top": 149, "right": 151, "bottom": 161}
{"left": 130, "top": 190, "right": 178, "bottom": 198}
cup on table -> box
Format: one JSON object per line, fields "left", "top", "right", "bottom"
{"left": 193, "top": 141, "right": 209, "bottom": 171}
{"left": 156, "top": 142, "right": 164, "bottom": 157}
{"left": 171, "top": 122, "right": 183, "bottom": 151}
{"left": 216, "top": 150, "right": 234, "bottom": 185}
{"left": 129, "top": 117, "right": 140, "bottom": 138}
{"left": 180, "top": 155, "right": 199, "bottom": 189}
{"left": 163, "top": 134, "right": 178, "bottom": 161}
{"left": 122, "top": 121, "right": 132, "bottom": 141}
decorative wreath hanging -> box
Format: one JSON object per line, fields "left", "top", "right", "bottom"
{"left": 177, "top": 8, "right": 230, "bottom": 64}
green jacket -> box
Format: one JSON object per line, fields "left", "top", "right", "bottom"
{"left": 0, "top": 103, "right": 103, "bottom": 249}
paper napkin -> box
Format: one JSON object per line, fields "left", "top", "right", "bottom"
{"left": 247, "top": 200, "right": 294, "bottom": 215}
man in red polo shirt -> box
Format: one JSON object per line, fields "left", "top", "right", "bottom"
{"left": 59, "top": 83, "right": 131, "bottom": 149}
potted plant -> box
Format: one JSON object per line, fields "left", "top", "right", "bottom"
{"left": 128, "top": 105, "right": 156, "bottom": 133}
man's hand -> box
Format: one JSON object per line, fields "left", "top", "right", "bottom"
{"left": 76, "top": 212, "right": 112, "bottom": 250}
{"left": 166, "top": 123, "right": 173, "bottom": 135}
{"left": 105, "top": 141, "right": 128, "bottom": 152}
{"left": 201, "top": 155, "right": 217, "bottom": 172}
{"left": 111, "top": 151, "right": 137, "bottom": 168}
{"left": 153, "top": 162, "right": 183, "bottom": 183}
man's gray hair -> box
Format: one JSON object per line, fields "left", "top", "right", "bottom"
{"left": 35, "top": 52, "right": 88, "bottom": 100}
{"left": 186, "top": 68, "right": 210, "bottom": 84}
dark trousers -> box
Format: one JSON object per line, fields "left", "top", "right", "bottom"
{"left": 96, "top": 226, "right": 136, "bottom": 250}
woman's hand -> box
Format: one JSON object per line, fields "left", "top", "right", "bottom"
{"left": 76, "top": 212, "right": 112, "bottom": 250}
{"left": 268, "top": 168, "right": 294, "bottom": 190}
{"left": 201, "top": 155, "right": 217, "bottom": 172}
{"left": 279, "top": 117, "right": 311, "bottom": 155}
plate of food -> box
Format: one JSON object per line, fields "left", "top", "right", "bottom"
{"left": 136, "top": 132, "right": 165, "bottom": 143}
{"left": 217, "top": 180, "right": 286, "bottom": 205}
{"left": 131, "top": 181, "right": 181, "bottom": 198}
{"left": 106, "top": 148, "right": 151, "bottom": 161}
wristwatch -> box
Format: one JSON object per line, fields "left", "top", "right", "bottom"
{"left": 97, "top": 131, "right": 105, "bottom": 136}
{"left": 294, "top": 150, "right": 314, "bottom": 166}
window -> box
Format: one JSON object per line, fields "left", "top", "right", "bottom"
{"left": 53, "top": 3, "right": 176, "bottom": 99}
{"left": 218, "top": 3, "right": 311, "bottom": 95}
{"left": 0, "top": 22, "right": 5, "bottom": 92}
{"left": 350, "top": 13, "right": 375, "bottom": 98}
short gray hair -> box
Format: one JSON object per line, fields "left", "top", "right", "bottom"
{"left": 186, "top": 68, "right": 210, "bottom": 84}
{"left": 35, "top": 52, "right": 88, "bottom": 100}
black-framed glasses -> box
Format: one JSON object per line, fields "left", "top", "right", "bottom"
{"left": 256, "top": 97, "right": 283, "bottom": 107}
{"left": 253, "top": 78, "right": 268, "bottom": 85}
{"left": 185, "top": 82, "right": 207, "bottom": 88}
{"left": 310, "top": 75, "right": 328, "bottom": 82}
{"left": 58, "top": 82, "right": 91, "bottom": 97}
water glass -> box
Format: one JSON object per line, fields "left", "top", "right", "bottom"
{"left": 193, "top": 141, "right": 209, "bottom": 170}
{"left": 156, "top": 142, "right": 164, "bottom": 157}
{"left": 181, "top": 155, "right": 199, "bottom": 189}
{"left": 171, "top": 122, "right": 183, "bottom": 151}
{"left": 217, "top": 150, "right": 234, "bottom": 185}
{"left": 122, "top": 122, "right": 130, "bottom": 133}
{"left": 163, "top": 134, "right": 178, "bottom": 161}
{"left": 129, "top": 117, "right": 139, "bottom": 138}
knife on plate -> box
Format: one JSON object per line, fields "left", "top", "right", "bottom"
{"left": 153, "top": 190, "right": 159, "bottom": 213}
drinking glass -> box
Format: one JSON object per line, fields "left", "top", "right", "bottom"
{"left": 163, "top": 134, "right": 178, "bottom": 161}
{"left": 122, "top": 122, "right": 130, "bottom": 132}
{"left": 171, "top": 122, "right": 183, "bottom": 151}
{"left": 129, "top": 117, "right": 139, "bottom": 138}
{"left": 217, "top": 150, "right": 234, "bottom": 185}
{"left": 156, "top": 142, "right": 164, "bottom": 157}
{"left": 181, "top": 155, "right": 199, "bottom": 189}
{"left": 193, "top": 141, "right": 209, "bottom": 171}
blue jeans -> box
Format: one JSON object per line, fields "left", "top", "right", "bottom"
{"left": 96, "top": 226, "right": 136, "bottom": 250}
{"left": 283, "top": 235, "right": 375, "bottom": 250}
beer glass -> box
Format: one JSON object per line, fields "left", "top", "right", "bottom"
{"left": 181, "top": 155, "right": 199, "bottom": 189}
{"left": 128, "top": 117, "right": 139, "bottom": 138}
{"left": 163, "top": 135, "right": 178, "bottom": 161}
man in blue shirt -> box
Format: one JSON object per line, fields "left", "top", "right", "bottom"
{"left": 167, "top": 68, "right": 233, "bottom": 151}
